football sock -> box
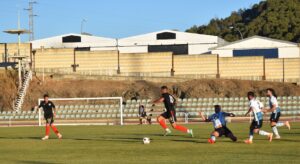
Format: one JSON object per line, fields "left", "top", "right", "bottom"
{"left": 249, "top": 135, "right": 253, "bottom": 141}
{"left": 210, "top": 135, "right": 216, "bottom": 141}
{"left": 276, "top": 122, "right": 284, "bottom": 127}
{"left": 272, "top": 126, "right": 279, "bottom": 136}
{"left": 158, "top": 119, "right": 168, "bottom": 129}
{"left": 51, "top": 125, "right": 59, "bottom": 134}
{"left": 174, "top": 125, "right": 188, "bottom": 133}
{"left": 45, "top": 124, "right": 50, "bottom": 136}
{"left": 259, "top": 130, "right": 270, "bottom": 136}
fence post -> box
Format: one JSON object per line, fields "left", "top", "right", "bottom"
{"left": 71, "top": 49, "right": 79, "bottom": 72}
{"left": 282, "top": 58, "right": 285, "bottom": 83}
{"left": 116, "top": 39, "right": 121, "bottom": 74}
{"left": 171, "top": 53, "right": 175, "bottom": 76}
{"left": 216, "top": 54, "right": 220, "bottom": 78}
{"left": 32, "top": 50, "right": 36, "bottom": 73}
{"left": 262, "top": 57, "right": 266, "bottom": 80}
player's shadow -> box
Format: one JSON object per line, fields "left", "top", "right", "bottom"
{"left": 149, "top": 134, "right": 183, "bottom": 137}
{"left": 171, "top": 139, "right": 206, "bottom": 144}
{"left": 18, "top": 160, "right": 58, "bottom": 164}
{"left": 72, "top": 137, "right": 142, "bottom": 143}
{"left": 0, "top": 136, "right": 41, "bottom": 140}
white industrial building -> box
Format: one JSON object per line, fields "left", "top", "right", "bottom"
{"left": 211, "top": 36, "right": 300, "bottom": 58}
{"left": 31, "top": 33, "right": 117, "bottom": 51}
{"left": 31, "top": 30, "right": 226, "bottom": 55}
{"left": 118, "top": 30, "right": 227, "bottom": 55}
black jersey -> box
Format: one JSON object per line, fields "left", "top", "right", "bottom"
{"left": 162, "top": 93, "right": 176, "bottom": 112}
{"left": 39, "top": 101, "right": 55, "bottom": 117}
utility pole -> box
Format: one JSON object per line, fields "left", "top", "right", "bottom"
{"left": 24, "top": 1, "right": 37, "bottom": 41}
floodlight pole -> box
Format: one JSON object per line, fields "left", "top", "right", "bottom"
{"left": 81, "top": 19, "right": 86, "bottom": 34}
{"left": 229, "top": 26, "right": 243, "bottom": 40}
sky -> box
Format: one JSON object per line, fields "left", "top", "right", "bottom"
{"left": 0, "top": 0, "right": 262, "bottom": 42}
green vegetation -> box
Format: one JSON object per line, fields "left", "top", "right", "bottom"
{"left": 186, "top": 0, "right": 300, "bottom": 42}
{"left": 0, "top": 123, "right": 299, "bottom": 163}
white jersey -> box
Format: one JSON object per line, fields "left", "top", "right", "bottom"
{"left": 269, "top": 96, "right": 280, "bottom": 113}
{"left": 249, "top": 99, "right": 263, "bottom": 121}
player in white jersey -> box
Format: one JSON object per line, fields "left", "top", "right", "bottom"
{"left": 263, "top": 88, "right": 290, "bottom": 139}
{"left": 244, "top": 92, "right": 273, "bottom": 144}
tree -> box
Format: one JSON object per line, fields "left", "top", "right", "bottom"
{"left": 186, "top": 0, "right": 300, "bottom": 43}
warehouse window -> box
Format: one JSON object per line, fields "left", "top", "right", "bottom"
{"left": 156, "top": 32, "right": 176, "bottom": 40}
{"left": 233, "top": 48, "right": 278, "bottom": 58}
{"left": 148, "top": 44, "right": 188, "bottom": 55}
{"left": 62, "top": 35, "right": 81, "bottom": 43}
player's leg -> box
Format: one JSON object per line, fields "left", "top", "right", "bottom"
{"left": 42, "top": 118, "right": 51, "bottom": 140}
{"left": 50, "top": 117, "right": 62, "bottom": 139}
{"left": 245, "top": 121, "right": 256, "bottom": 144}
{"left": 276, "top": 121, "right": 291, "bottom": 130}
{"left": 270, "top": 112, "right": 281, "bottom": 138}
{"left": 257, "top": 129, "right": 272, "bottom": 142}
{"left": 245, "top": 120, "right": 272, "bottom": 143}
{"left": 139, "top": 116, "right": 143, "bottom": 125}
{"left": 157, "top": 114, "right": 171, "bottom": 136}
{"left": 208, "top": 130, "right": 220, "bottom": 144}
{"left": 169, "top": 111, "right": 193, "bottom": 137}
{"left": 224, "top": 127, "right": 237, "bottom": 142}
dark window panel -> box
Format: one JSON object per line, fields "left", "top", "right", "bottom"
{"left": 62, "top": 35, "right": 81, "bottom": 43}
{"left": 233, "top": 48, "right": 278, "bottom": 58}
{"left": 148, "top": 44, "right": 188, "bottom": 55}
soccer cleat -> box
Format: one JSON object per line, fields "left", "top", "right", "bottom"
{"left": 286, "top": 121, "right": 291, "bottom": 130}
{"left": 188, "top": 129, "right": 194, "bottom": 138}
{"left": 268, "top": 133, "right": 273, "bottom": 142}
{"left": 208, "top": 138, "right": 215, "bottom": 144}
{"left": 164, "top": 129, "right": 172, "bottom": 136}
{"left": 57, "top": 133, "right": 63, "bottom": 139}
{"left": 42, "top": 136, "right": 49, "bottom": 140}
{"left": 244, "top": 139, "right": 253, "bottom": 144}
{"left": 275, "top": 135, "right": 281, "bottom": 139}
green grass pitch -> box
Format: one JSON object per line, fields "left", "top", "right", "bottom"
{"left": 0, "top": 123, "right": 299, "bottom": 163}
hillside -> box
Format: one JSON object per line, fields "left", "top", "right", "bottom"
{"left": 20, "top": 76, "right": 300, "bottom": 111}
{"left": 2, "top": 72, "right": 300, "bottom": 111}
{"left": 186, "top": 0, "right": 300, "bottom": 42}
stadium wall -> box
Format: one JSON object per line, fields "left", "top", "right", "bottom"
{"left": 0, "top": 43, "right": 31, "bottom": 63}
{"left": 173, "top": 55, "right": 218, "bottom": 78}
{"left": 219, "top": 56, "right": 264, "bottom": 80}
{"left": 29, "top": 48, "right": 300, "bottom": 83}
{"left": 119, "top": 52, "right": 172, "bottom": 76}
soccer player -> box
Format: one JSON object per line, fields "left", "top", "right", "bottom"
{"left": 138, "top": 105, "right": 147, "bottom": 124}
{"left": 199, "top": 105, "right": 237, "bottom": 144}
{"left": 37, "top": 94, "right": 62, "bottom": 140}
{"left": 263, "top": 88, "right": 290, "bottom": 139}
{"left": 244, "top": 91, "right": 273, "bottom": 144}
{"left": 153, "top": 86, "right": 193, "bottom": 137}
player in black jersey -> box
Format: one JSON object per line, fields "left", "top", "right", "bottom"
{"left": 37, "top": 94, "right": 62, "bottom": 140}
{"left": 153, "top": 86, "right": 193, "bottom": 137}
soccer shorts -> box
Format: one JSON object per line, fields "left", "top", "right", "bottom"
{"left": 270, "top": 112, "right": 281, "bottom": 123}
{"left": 44, "top": 115, "right": 54, "bottom": 125}
{"left": 139, "top": 112, "right": 147, "bottom": 118}
{"left": 161, "top": 110, "right": 177, "bottom": 124}
{"left": 250, "top": 120, "right": 263, "bottom": 130}
{"left": 215, "top": 126, "right": 233, "bottom": 137}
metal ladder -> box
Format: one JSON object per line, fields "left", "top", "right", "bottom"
{"left": 14, "top": 70, "right": 33, "bottom": 112}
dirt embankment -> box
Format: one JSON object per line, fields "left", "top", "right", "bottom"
{"left": 21, "top": 76, "right": 300, "bottom": 111}
{"left": 1, "top": 72, "right": 300, "bottom": 111}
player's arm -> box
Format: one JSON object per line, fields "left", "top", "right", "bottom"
{"left": 152, "top": 97, "right": 164, "bottom": 104}
{"left": 52, "top": 102, "right": 56, "bottom": 117}
{"left": 225, "top": 112, "right": 235, "bottom": 117}
{"left": 199, "top": 112, "right": 210, "bottom": 122}
{"left": 34, "top": 102, "right": 42, "bottom": 111}
{"left": 264, "top": 104, "right": 276, "bottom": 113}
{"left": 245, "top": 107, "right": 252, "bottom": 116}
